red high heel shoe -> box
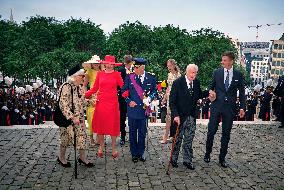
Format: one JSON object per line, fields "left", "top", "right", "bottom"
{"left": 97, "top": 150, "right": 104, "bottom": 158}
{"left": 112, "top": 151, "right": 119, "bottom": 159}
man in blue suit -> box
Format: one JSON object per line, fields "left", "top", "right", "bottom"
{"left": 121, "top": 58, "right": 156, "bottom": 163}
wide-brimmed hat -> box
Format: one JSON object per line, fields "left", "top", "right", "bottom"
{"left": 100, "top": 55, "right": 122, "bottom": 66}
{"left": 26, "top": 85, "right": 33, "bottom": 93}
{"left": 82, "top": 55, "right": 101, "bottom": 68}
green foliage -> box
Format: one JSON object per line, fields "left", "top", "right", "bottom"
{"left": 0, "top": 16, "right": 243, "bottom": 88}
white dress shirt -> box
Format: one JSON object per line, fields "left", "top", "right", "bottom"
{"left": 185, "top": 76, "right": 193, "bottom": 89}
{"left": 140, "top": 72, "right": 146, "bottom": 84}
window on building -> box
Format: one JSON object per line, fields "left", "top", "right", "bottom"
{"left": 272, "top": 61, "right": 276, "bottom": 66}
{"left": 273, "top": 53, "right": 277, "bottom": 58}
{"left": 276, "top": 70, "right": 280, "bottom": 75}
{"left": 274, "top": 44, "right": 278, "bottom": 49}
{"left": 282, "top": 61, "right": 284, "bottom": 67}
{"left": 282, "top": 53, "right": 284, "bottom": 58}
{"left": 271, "top": 69, "right": 275, "bottom": 74}
{"left": 279, "top": 44, "right": 283, "bottom": 50}
{"left": 277, "top": 61, "right": 281, "bottom": 66}
{"left": 278, "top": 53, "right": 282, "bottom": 58}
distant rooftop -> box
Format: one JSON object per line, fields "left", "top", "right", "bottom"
{"left": 241, "top": 42, "right": 270, "bottom": 49}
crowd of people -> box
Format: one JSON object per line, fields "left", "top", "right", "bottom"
{"left": 0, "top": 52, "right": 283, "bottom": 170}
{"left": 0, "top": 79, "right": 58, "bottom": 126}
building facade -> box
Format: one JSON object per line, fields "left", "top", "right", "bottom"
{"left": 250, "top": 57, "right": 270, "bottom": 86}
{"left": 270, "top": 39, "right": 284, "bottom": 81}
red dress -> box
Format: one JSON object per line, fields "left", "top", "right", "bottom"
{"left": 85, "top": 71, "right": 123, "bottom": 136}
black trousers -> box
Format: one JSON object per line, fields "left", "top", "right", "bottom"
{"left": 280, "top": 98, "right": 284, "bottom": 126}
{"left": 205, "top": 103, "right": 234, "bottom": 161}
{"left": 119, "top": 99, "right": 127, "bottom": 140}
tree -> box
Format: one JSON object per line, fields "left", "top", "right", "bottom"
{"left": 188, "top": 28, "right": 237, "bottom": 88}
{"left": 63, "top": 18, "right": 106, "bottom": 54}
{"left": 105, "top": 21, "right": 154, "bottom": 59}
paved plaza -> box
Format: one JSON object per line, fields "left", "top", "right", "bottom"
{"left": 0, "top": 120, "right": 283, "bottom": 190}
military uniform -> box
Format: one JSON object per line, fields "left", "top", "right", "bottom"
{"left": 121, "top": 58, "right": 156, "bottom": 161}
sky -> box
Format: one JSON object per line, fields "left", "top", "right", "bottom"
{"left": 0, "top": 0, "right": 284, "bottom": 42}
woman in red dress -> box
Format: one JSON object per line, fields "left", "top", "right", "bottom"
{"left": 85, "top": 55, "right": 123, "bottom": 158}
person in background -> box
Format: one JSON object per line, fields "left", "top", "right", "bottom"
{"left": 161, "top": 59, "right": 181, "bottom": 144}
{"left": 82, "top": 55, "right": 101, "bottom": 145}
{"left": 273, "top": 75, "right": 284, "bottom": 128}
{"left": 118, "top": 55, "right": 133, "bottom": 145}
{"left": 259, "top": 86, "right": 273, "bottom": 121}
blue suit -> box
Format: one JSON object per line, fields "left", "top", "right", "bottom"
{"left": 122, "top": 72, "right": 156, "bottom": 157}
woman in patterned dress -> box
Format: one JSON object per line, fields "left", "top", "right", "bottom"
{"left": 161, "top": 59, "right": 181, "bottom": 144}
{"left": 57, "top": 64, "right": 93, "bottom": 167}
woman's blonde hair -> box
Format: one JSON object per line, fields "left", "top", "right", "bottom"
{"left": 167, "top": 59, "right": 181, "bottom": 74}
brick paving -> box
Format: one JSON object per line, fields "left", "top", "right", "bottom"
{"left": 0, "top": 120, "right": 283, "bottom": 190}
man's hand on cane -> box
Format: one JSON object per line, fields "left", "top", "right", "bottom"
{"left": 239, "top": 109, "right": 245, "bottom": 118}
{"left": 173, "top": 116, "right": 180, "bottom": 126}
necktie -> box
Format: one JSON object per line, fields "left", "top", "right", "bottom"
{"left": 225, "top": 70, "right": 229, "bottom": 91}
{"left": 189, "top": 82, "right": 193, "bottom": 89}
{"left": 189, "top": 81, "right": 193, "bottom": 95}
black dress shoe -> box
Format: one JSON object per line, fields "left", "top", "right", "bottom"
{"left": 132, "top": 156, "right": 138, "bottom": 163}
{"left": 219, "top": 160, "right": 228, "bottom": 168}
{"left": 57, "top": 157, "right": 71, "bottom": 168}
{"left": 183, "top": 162, "right": 195, "bottom": 170}
{"left": 139, "top": 155, "right": 146, "bottom": 162}
{"left": 204, "top": 156, "right": 211, "bottom": 163}
{"left": 78, "top": 158, "right": 94, "bottom": 167}
{"left": 170, "top": 160, "right": 178, "bottom": 168}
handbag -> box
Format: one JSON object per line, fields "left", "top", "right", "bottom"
{"left": 54, "top": 83, "right": 74, "bottom": 128}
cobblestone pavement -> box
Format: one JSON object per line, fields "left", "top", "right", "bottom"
{"left": 0, "top": 121, "right": 283, "bottom": 190}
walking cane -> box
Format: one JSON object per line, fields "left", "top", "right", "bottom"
{"left": 166, "top": 121, "right": 180, "bottom": 175}
{"left": 73, "top": 126, "right": 78, "bottom": 179}
{"left": 146, "top": 117, "right": 149, "bottom": 151}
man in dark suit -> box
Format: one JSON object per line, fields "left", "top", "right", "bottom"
{"left": 118, "top": 55, "right": 133, "bottom": 145}
{"left": 121, "top": 58, "right": 156, "bottom": 163}
{"left": 273, "top": 75, "right": 284, "bottom": 128}
{"left": 259, "top": 87, "right": 273, "bottom": 121}
{"left": 169, "top": 64, "right": 206, "bottom": 170}
{"left": 204, "top": 51, "right": 245, "bottom": 168}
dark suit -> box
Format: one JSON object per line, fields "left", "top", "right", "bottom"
{"left": 170, "top": 77, "right": 204, "bottom": 123}
{"left": 205, "top": 67, "right": 245, "bottom": 162}
{"left": 274, "top": 76, "right": 284, "bottom": 126}
{"left": 169, "top": 76, "right": 205, "bottom": 163}
{"left": 118, "top": 66, "right": 128, "bottom": 140}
